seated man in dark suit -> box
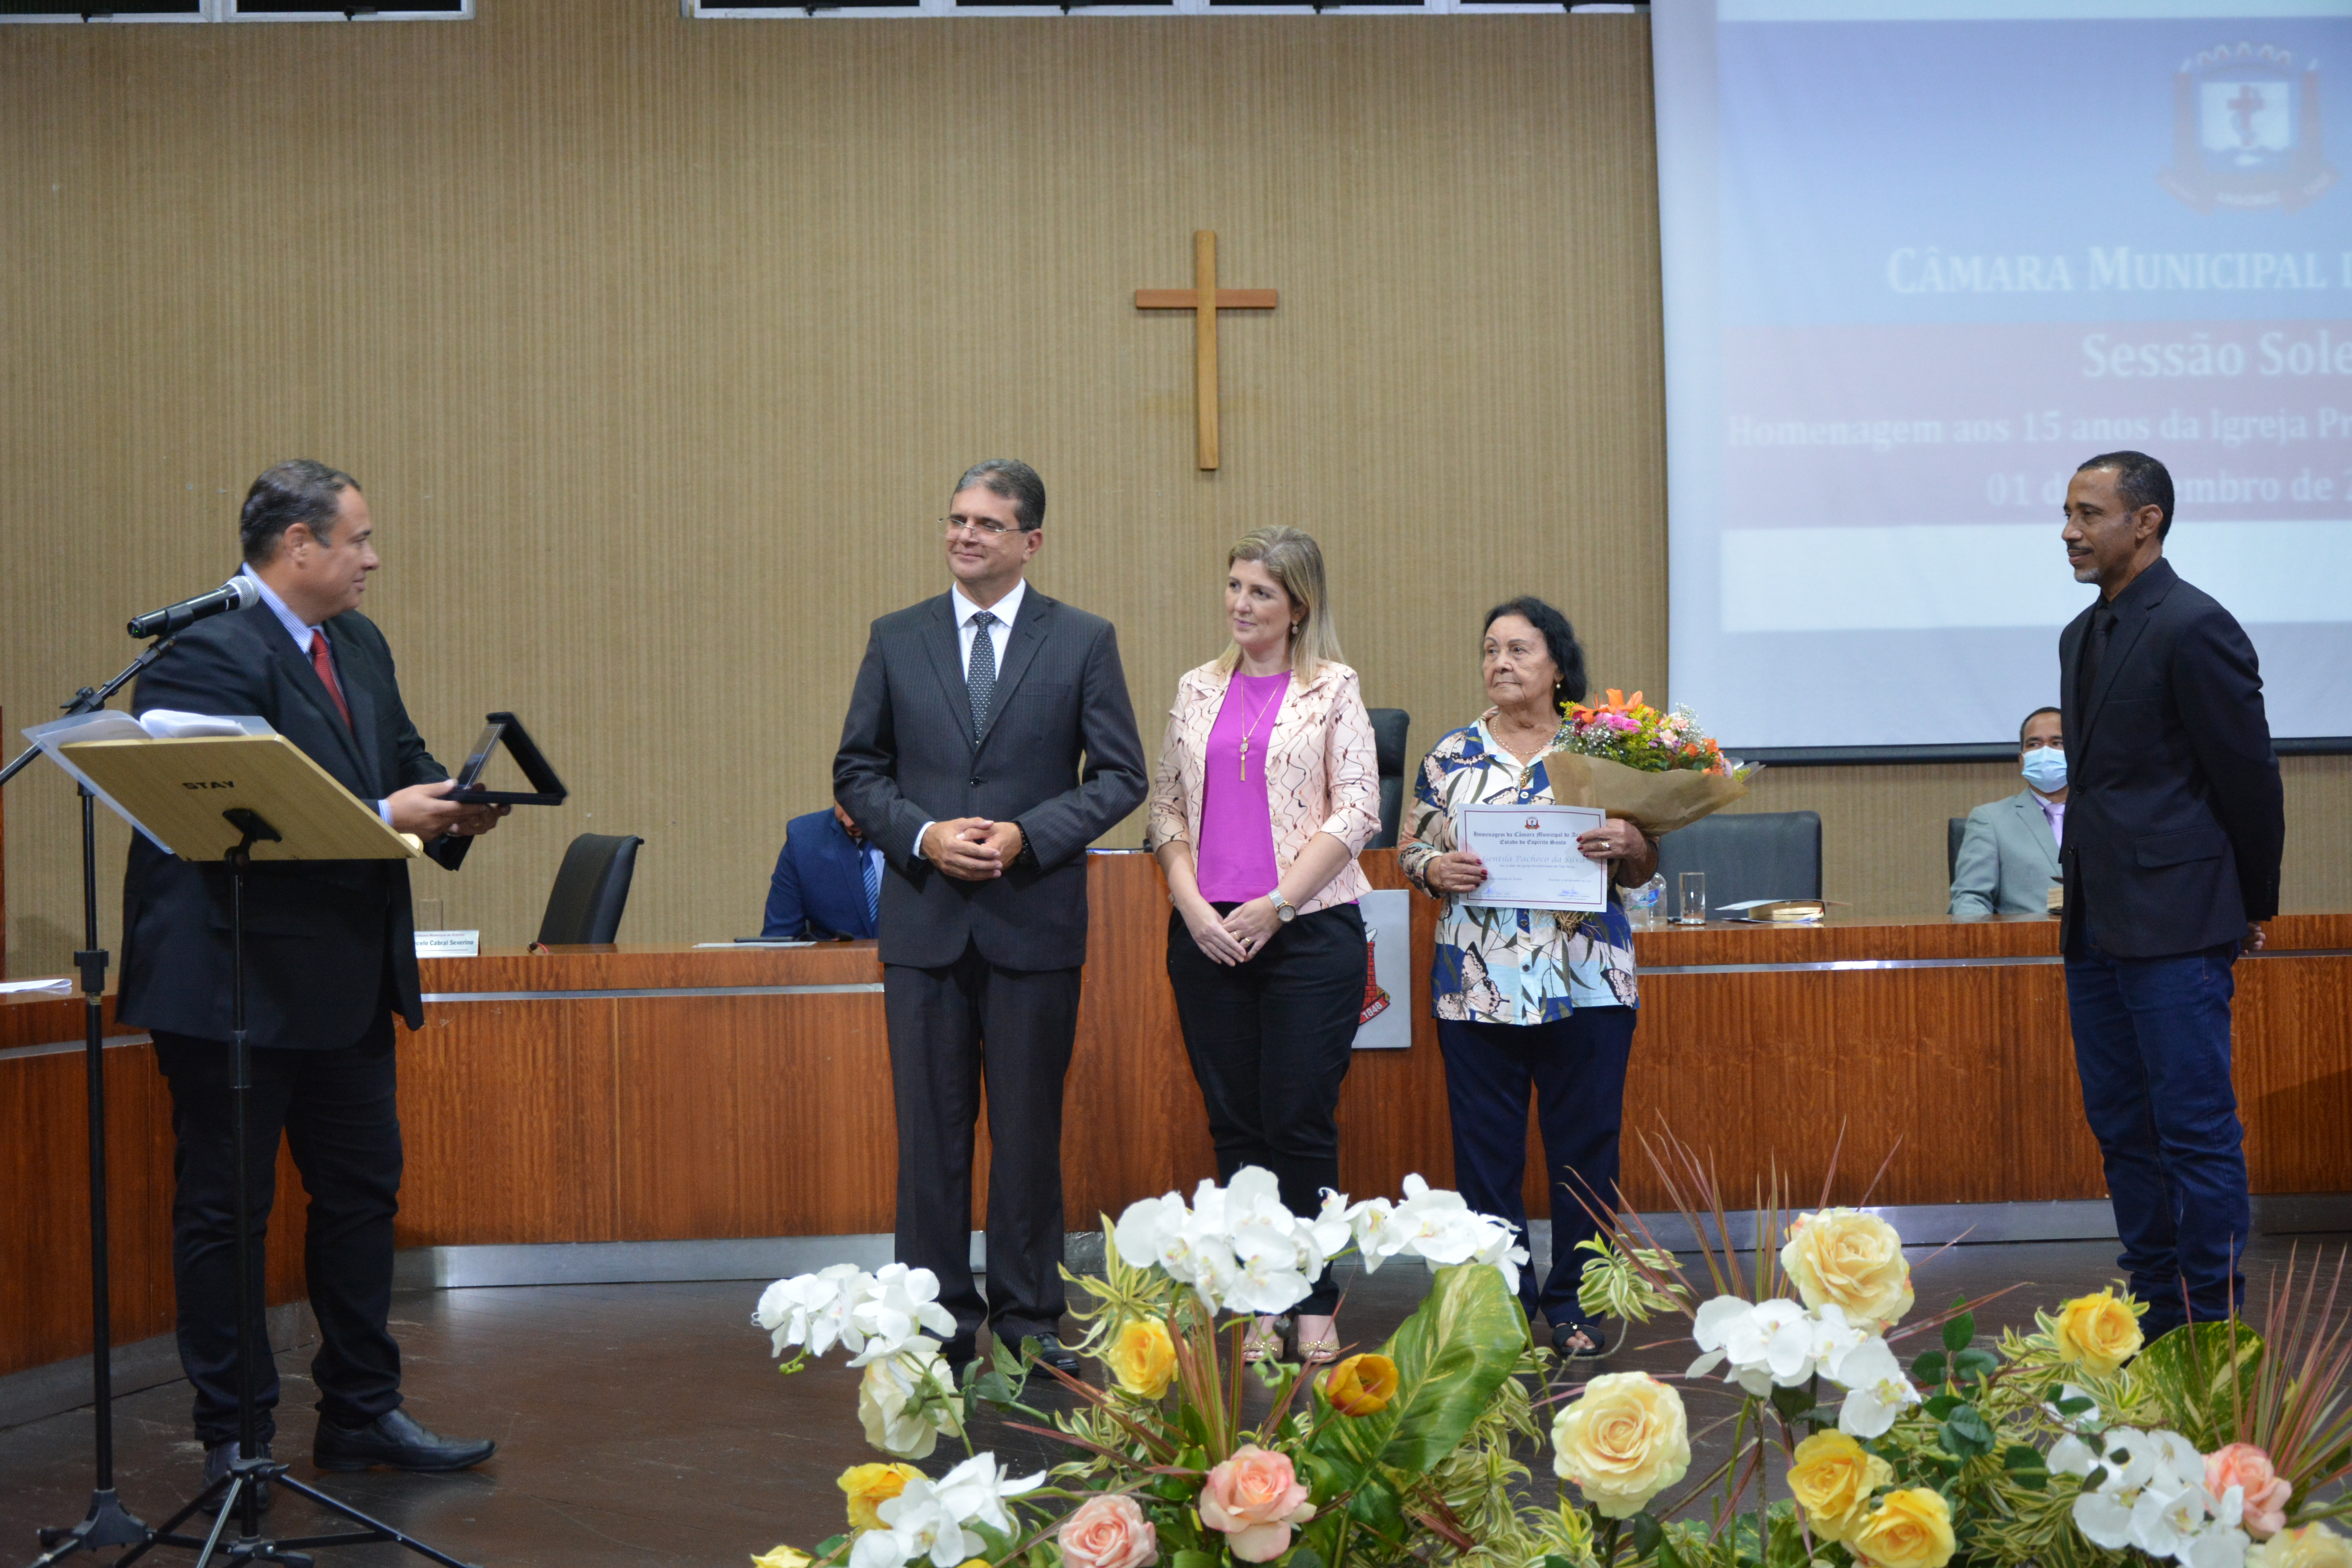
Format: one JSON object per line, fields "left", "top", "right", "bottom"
{"left": 762, "top": 803, "right": 882, "bottom": 940}
{"left": 1950, "top": 706, "right": 2067, "bottom": 917}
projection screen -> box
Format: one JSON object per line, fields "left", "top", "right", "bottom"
{"left": 1653, "top": 0, "right": 2352, "bottom": 754}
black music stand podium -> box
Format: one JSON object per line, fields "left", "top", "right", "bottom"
{"left": 56, "top": 731, "right": 480, "bottom": 1568}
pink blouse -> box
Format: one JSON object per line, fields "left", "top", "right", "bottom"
{"left": 1195, "top": 672, "right": 1290, "bottom": 901}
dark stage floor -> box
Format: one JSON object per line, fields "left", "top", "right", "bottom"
{"left": 5, "top": 1235, "right": 2345, "bottom": 1567}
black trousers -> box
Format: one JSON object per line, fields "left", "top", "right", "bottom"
{"left": 152, "top": 1013, "right": 405, "bottom": 1448}
{"left": 1436, "top": 1007, "right": 1637, "bottom": 1330}
{"left": 1167, "top": 901, "right": 1367, "bottom": 1315}
{"left": 884, "top": 942, "right": 1083, "bottom": 1345}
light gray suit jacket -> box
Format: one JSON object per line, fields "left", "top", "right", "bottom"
{"left": 1949, "top": 788, "right": 2063, "bottom": 918}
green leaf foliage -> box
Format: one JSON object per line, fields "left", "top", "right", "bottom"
{"left": 1630, "top": 1513, "right": 1664, "bottom": 1557}
{"left": 2133, "top": 1321, "right": 2264, "bottom": 1451}
{"left": 1943, "top": 1312, "right": 1977, "bottom": 1354}
{"left": 1952, "top": 1348, "right": 2001, "bottom": 1384}
{"left": 1911, "top": 1350, "right": 1949, "bottom": 1385}
{"left": 1940, "top": 1404, "right": 1996, "bottom": 1459}
{"left": 1307, "top": 1263, "right": 1531, "bottom": 1489}
{"left": 1173, "top": 1550, "right": 1219, "bottom": 1568}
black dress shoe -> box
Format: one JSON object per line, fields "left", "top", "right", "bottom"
{"left": 203, "top": 1439, "right": 272, "bottom": 1515}
{"left": 1022, "top": 1333, "right": 1080, "bottom": 1375}
{"left": 313, "top": 1408, "right": 495, "bottom": 1474}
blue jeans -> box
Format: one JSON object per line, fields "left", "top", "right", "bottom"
{"left": 2064, "top": 940, "right": 2247, "bottom": 1331}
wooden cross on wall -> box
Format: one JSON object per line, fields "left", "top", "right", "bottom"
{"left": 1135, "top": 231, "right": 1277, "bottom": 471}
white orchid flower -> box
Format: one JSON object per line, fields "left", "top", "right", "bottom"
{"left": 1771, "top": 1301, "right": 1869, "bottom": 1387}
{"left": 754, "top": 1263, "right": 871, "bottom": 1358}
{"left": 2133, "top": 1483, "right": 2216, "bottom": 1562}
{"left": 857, "top": 1341, "right": 961, "bottom": 1460}
{"left": 864, "top": 1475, "right": 975, "bottom": 1568}
{"left": 1112, "top": 1192, "right": 1181, "bottom": 1270}
{"left": 2049, "top": 1434, "right": 2101, "bottom": 1477}
{"left": 1225, "top": 1221, "right": 1314, "bottom": 1316}
{"left": 846, "top": 1265, "right": 958, "bottom": 1367}
{"left": 1828, "top": 1336, "right": 1920, "bottom": 1437}
{"left": 2074, "top": 1486, "right": 2138, "bottom": 1550}
{"left": 933, "top": 1450, "right": 1046, "bottom": 1536}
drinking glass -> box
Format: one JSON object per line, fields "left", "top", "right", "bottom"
{"left": 1675, "top": 872, "right": 1707, "bottom": 926}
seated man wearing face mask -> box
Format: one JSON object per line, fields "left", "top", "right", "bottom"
{"left": 1950, "top": 706, "right": 2068, "bottom": 917}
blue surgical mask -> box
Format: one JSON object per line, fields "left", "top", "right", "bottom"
{"left": 2022, "top": 747, "right": 2067, "bottom": 794}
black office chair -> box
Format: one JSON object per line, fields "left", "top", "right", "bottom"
{"left": 1948, "top": 817, "right": 1968, "bottom": 884}
{"left": 1654, "top": 810, "right": 1822, "bottom": 910}
{"left": 1365, "top": 708, "right": 1411, "bottom": 850}
{"left": 537, "top": 833, "right": 644, "bottom": 946}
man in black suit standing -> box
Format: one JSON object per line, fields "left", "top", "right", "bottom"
{"left": 2058, "top": 450, "right": 2285, "bottom": 1337}
{"left": 835, "top": 459, "right": 1147, "bottom": 1372}
{"left": 120, "top": 460, "right": 507, "bottom": 1499}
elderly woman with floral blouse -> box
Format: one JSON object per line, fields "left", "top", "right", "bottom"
{"left": 1147, "top": 526, "right": 1382, "bottom": 1367}
{"left": 1397, "top": 597, "right": 1657, "bottom": 1359}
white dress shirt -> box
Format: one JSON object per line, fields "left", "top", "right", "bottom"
{"left": 915, "top": 579, "right": 1029, "bottom": 860}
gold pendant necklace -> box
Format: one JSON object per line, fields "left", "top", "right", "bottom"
{"left": 1236, "top": 673, "right": 1287, "bottom": 780}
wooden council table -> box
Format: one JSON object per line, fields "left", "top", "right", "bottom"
{"left": 4, "top": 849, "right": 2347, "bottom": 1381}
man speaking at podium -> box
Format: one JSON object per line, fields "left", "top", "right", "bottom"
{"left": 119, "top": 460, "right": 508, "bottom": 1499}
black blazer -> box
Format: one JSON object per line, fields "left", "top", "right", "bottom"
{"left": 118, "top": 601, "right": 455, "bottom": 1051}
{"left": 833, "top": 588, "right": 1148, "bottom": 970}
{"left": 2057, "top": 557, "right": 2285, "bottom": 959}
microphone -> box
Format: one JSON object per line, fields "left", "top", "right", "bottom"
{"left": 126, "top": 576, "right": 262, "bottom": 640}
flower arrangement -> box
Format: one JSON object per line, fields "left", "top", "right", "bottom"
{"left": 749, "top": 1167, "right": 1557, "bottom": 1568}
{"left": 1537, "top": 693, "right": 1757, "bottom": 837}
{"left": 748, "top": 1143, "right": 2352, "bottom": 1568}
{"left": 1556, "top": 690, "right": 1740, "bottom": 780}
{"left": 1550, "top": 1128, "right": 2352, "bottom": 1568}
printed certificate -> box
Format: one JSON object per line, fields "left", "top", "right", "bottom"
{"left": 1454, "top": 803, "right": 1610, "bottom": 913}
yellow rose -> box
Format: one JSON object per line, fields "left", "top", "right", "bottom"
{"left": 1781, "top": 1209, "right": 1915, "bottom": 1331}
{"left": 1106, "top": 1316, "right": 1178, "bottom": 1399}
{"left": 1849, "top": 1489, "right": 1955, "bottom": 1568}
{"left": 1324, "top": 1354, "right": 1399, "bottom": 1417}
{"left": 2254, "top": 1525, "right": 2352, "bottom": 1568}
{"left": 1551, "top": 1371, "right": 1692, "bottom": 1519}
{"left": 838, "top": 1461, "right": 923, "bottom": 1530}
{"left": 1787, "top": 1430, "right": 1894, "bottom": 1544}
{"left": 2053, "top": 1288, "right": 2144, "bottom": 1376}
{"left": 751, "top": 1550, "right": 812, "bottom": 1568}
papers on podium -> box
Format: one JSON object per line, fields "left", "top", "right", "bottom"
{"left": 24, "top": 710, "right": 421, "bottom": 862}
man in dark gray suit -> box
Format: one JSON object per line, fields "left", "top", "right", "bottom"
{"left": 835, "top": 459, "right": 1147, "bottom": 1371}
{"left": 2058, "top": 450, "right": 2284, "bottom": 1337}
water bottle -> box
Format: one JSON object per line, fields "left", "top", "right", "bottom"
{"left": 1624, "top": 873, "right": 1666, "bottom": 927}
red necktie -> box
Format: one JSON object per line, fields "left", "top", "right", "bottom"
{"left": 310, "top": 628, "right": 354, "bottom": 730}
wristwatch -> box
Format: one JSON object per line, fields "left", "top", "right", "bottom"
{"left": 1269, "top": 889, "right": 1298, "bottom": 924}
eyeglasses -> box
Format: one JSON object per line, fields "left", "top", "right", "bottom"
{"left": 938, "top": 516, "right": 1027, "bottom": 539}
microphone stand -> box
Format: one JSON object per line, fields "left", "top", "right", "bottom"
{"left": 4, "top": 637, "right": 180, "bottom": 1566}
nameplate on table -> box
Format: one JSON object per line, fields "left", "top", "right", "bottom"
{"left": 416, "top": 930, "right": 482, "bottom": 958}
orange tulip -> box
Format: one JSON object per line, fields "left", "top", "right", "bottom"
{"left": 1323, "top": 1353, "right": 1399, "bottom": 1416}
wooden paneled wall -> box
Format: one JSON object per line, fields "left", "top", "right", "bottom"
{"left": 1, "top": 4, "right": 2344, "bottom": 976}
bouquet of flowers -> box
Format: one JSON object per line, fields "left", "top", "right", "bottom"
{"left": 1541, "top": 691, "right": 1758, "bottom": 837}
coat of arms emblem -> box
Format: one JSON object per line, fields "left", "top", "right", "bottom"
{"left": 2162, "top": 42, "right": 2336, "bottom": 211}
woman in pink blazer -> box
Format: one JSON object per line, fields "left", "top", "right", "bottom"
{"left": 1145, "top": 526, "right": 1382, "bottom": 1365}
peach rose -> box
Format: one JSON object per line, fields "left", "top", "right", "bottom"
{"left": 1780, "top": 1209, "right": 1915, "bottom": 1332}
{"left": 1323, "top": 1354, "right": 1399, "bottom": 1417}
{"left": 1849, "top": 1488, "right": 1956, "bottom": 1568}
{"left": 1551, "top": 1371, "right": 1692, "bottom": 1520}
{"left": 2053, "top": 1289, "right": 2144, "bottom": 1377}
{"left": 2253, "top": 1524, "right": 2352, "bottom": 1568}
{"left": 1058, "top": 1494, "right": 1160, "bottom": 1568}
{"left": 2209, "top": 1444, "right": 2294, "bottom": 1539}
{"left": 1198, "top": 1445, "right": 1317, "bottom": 1563}
{"left": 1107, "top": 1318, "right": 1178, "bottom": 1400}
